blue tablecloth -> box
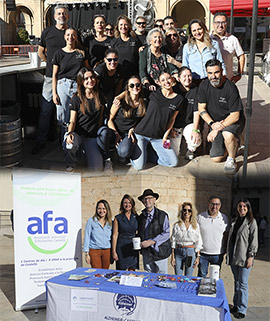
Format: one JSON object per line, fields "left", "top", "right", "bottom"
{"left": 46, "top": 267, "right": 231, "bottom": 321}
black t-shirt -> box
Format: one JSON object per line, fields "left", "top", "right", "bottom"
{"left": 94, "top": 62, "right": 125, "bottom": 94}
{"left": 198, "top": 78, "right": 243, "bottom": 121}
{"left": 52, "top": 49, "right": 86, "bottom": 80}
{"left": 173, "top": 85, "right": 198, "bottom": 128}
{"left": 69, "top": 94, "right": 104, "bottom": 138}
{"left": 165, "top": 45, "right": 183, "bottom": 63}
{"left": 110, "top": 36, "right": 140, "bottom": 77}
{"left": 135, "top": 89, "right": 184, "bottom": 139}
{"left": 39, "top": 26, "right": 66, "bottom": 77}
{"left": 114, "top": 100, "right": 144, "bottom": 136}
{"left": 136, "top": 32, "right": 148, "bottom": 47}
{"left": 84, "top": 35, "right": 112, "bottom": 68}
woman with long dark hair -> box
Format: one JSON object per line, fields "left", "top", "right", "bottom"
{"left": 170, "top": 66, "right": 201, "bottom": 159}
{"left": 171, "top": 202, "right": 202, "bottom": 276}
{"left": 131, "top": 72, "right": 184, "bottom": 170}
{"left": 182, "top": 19, "right": 225, "bottom": 84}
{"left": 52, "top": 27, "right": 89, "bottom": 135}
{"left": 63, "top": 67, "right": 105, "bottom": 172}
{"left": 164, "top": 27, "right": 183, "bottom": 69}
{"left": 227, "top": 199, "right": 258, "bottom": 319}
{"left": 107, "top": 75, "right": 146, "bottom": 160}
{"left": 111, "top": 194, "right": 139, "bottom": 270}
{"left": 84, "top": 14, "right": 112, "bottom": 68}
{"left": 83, "top": 200, "right": 112, "bottom": 269}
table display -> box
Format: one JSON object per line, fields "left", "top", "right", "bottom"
{"left": 46, "top": 267, "right": 231, "bottom": 321}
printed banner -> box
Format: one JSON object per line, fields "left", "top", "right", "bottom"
{"left": 13, "top": 169, "right": 82, "bottom": 311}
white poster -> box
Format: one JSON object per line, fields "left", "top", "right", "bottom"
{"left": 71, "top": 289, "right": 98, "bottom": 312}
{"left": 13, "top": 169, "right": 82, "bottom": 311}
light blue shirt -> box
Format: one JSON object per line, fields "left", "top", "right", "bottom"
{"left": 83, "top": 217, "right": 112, "bottom": 251}
{"left": 182, "top": 39, "right": 226, "bottom": 79}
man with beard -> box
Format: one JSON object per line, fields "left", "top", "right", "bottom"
{"left": 198, "top": 59, "right": 245, "bottom": 173}
{"left": 32, "top": 5, "right": 69, "bottom": 154}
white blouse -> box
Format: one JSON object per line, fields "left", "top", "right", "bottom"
{"left": 171, "top": 222, "right": 203, "bottom": 253}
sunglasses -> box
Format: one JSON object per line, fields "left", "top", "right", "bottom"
{"left": 155, "top": 24, "right": 163, "bottom": 28}
{"left": 129, "top": 83, "right": 141, "bottom": 89}
{"left": 105, "top": 28, "right": 113, "bottom": 32}
{"left": 167, "top": 33, "right": 178, "bottom": 38}
{"left": 183, "top": 209, "right": 192, "bottom": 213}
{"left": 137, "top": 22, "right": 146, "bottom": 26}
{"left": 106, "top": 58, "right": 118, "bottom": 62}
{"left": 210, "top": 203, "right": 220, "bottom": 206}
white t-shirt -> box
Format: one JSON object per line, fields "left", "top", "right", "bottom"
{"left": 171, "top": 222, "right": 203, "bottom": 253}
{"left": 197, "top": 211, "right": 229, "bottom": 255}
{"left": 212, "top": 33, "right": 244, "bottom": 79}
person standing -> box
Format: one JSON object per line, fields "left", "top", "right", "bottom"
{"left": 227, "top": 199, "right": 258, "bottom": 319}
{"left": 137, "top": 189, "right": 171, "bottom": 274}
{"left": 134, "top": 16, "right": 148, "bottom": 47}
{"left": 32, "top": 5, "right": 69, "bottom": 154}
{"left": 83, "top": 200, "right": 112, "bottom": 269}
{"left": 197, "top": 195, "right": 229, "bottom": 277}
{"left": 112, "top": 194, "right": 139, "bottom": 270}
{"left": 212, "top": 12, "right": 245, "bottom": 84}
{"left": 171, "top": 202, "right": 202, "bottom": 276}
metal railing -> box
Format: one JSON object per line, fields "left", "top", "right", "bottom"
{"left": 0, "top": 45, "right": 38, "bottom": 56}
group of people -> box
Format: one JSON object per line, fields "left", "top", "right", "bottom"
{"left": 83, "top": 189, "right": 258, "bottom": 319}
{"left": 32, "top": 5, "right": 246, "bottom": 174}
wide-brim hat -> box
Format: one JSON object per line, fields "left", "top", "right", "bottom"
{"left": 138, "top": 189, "right": 159, "bottom": 202}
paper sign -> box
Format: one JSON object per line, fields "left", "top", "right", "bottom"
{"left": 71, "top": 289, "right": 98, "bottom": 312}
{"left": 119, "top": 275, "right": 143, "bottom": 287}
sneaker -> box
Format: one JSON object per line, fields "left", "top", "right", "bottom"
{"left": 224, "top": 157, "right": 236, "bottom": 174}
{"left": 234, "top": 312, "right": 245, "bottom": 319}
{"left": 31, "top": 142, "right": 46, "bottom": 155}
{"left": 185, "top": 149, "right": 194, "bottom": 160}
{"left": 104, "top": 159, "right": 113, "bottom": 172}
{"left": 66, "top": 166, "right": 75, "bottom": 173}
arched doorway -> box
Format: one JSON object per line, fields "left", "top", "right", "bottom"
{"left": 8, "top": 6, "right": 33, "bottom": 43}
{"left": 171, "top": 0, "right": 206, "bottom": 29}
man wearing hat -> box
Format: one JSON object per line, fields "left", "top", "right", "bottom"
{"left": 138, "top": 189, "right": 171, "bottom": 273}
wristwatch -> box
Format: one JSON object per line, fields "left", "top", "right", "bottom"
{"left": 208, "top": 121, "right": 214, "bottom": 127}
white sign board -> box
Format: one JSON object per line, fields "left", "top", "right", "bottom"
{"left": 71, "top": 289, "right": 98, "bottom": 312}
{"left": 13, "top": 169, "right": 82, "bottom": 310}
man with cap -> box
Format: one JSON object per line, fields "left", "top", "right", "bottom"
{"left": 137, "top": 189, "right": 171, "bottom": 273}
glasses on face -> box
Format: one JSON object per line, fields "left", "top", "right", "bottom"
{"left": 183, "top": 209, "right": 192, "bottom": 213}
{"left": 105, "top": 28, "right": 113, "bottom": 32}
{"left": 136, "top": 22, "right": 146, "bottom": 26}
{"left": 167, "top": 33, "right": 178, "bottom": 38}
{"left": 155, "top": 24, "right": 163, "bottom": 28}
{"left": 129, "top": 83, "right": 141, "bottom": 89}
{"left": 144, "top": 196, "right": 154, "bottom": 201}
{"left": 210, "top": 203, "right": 221, "bottom": 206}
{"left": 106, "top": 58, "right": 118, "bottom": 62}
{"left": 214, "top": 21, "right": 227, "bottom": 25}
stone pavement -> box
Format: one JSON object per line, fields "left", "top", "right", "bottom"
{"left": 0, "top": 227, "right": 269, "bottom": 321}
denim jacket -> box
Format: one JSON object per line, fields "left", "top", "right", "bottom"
{"left": 182, "top": 39, "right": 226, "bottom": 79}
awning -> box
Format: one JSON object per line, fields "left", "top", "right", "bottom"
{"left": 209, "top": 0, "right": 270, "bottom": 16}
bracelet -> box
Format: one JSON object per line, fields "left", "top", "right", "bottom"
{"left": 208, "top": 121, "right": 214, "bottom": 127}
{"left": 67, "top": 131, "right": 73, "bottom": 136}
{"left": 192, "top": 129, "right": 200, "bottom": 133}
{"left": 200, "top": 111, "right": 207, "bottom": 117}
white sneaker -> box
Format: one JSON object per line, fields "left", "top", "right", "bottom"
{"left": 224, "top": 158, "right": 236, "bottom": 174}
{"left": 104, "top": 159, "right": 113, "bottom": 172}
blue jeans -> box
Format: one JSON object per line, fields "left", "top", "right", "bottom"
{"left": 198, "top": 253, "right": 224, "bottom": 277}
{"left": 63, "top": 132, "right": 103, "bottom": 170}
{"left": 36, "top": 77, "right": 55, "bottom": 143}
{"left": 131, "top": 133, "right": 178, "bottom": 170}
{"left": 174, "top": 247, "right": 196, "bottom": 276}
{"left": 231, "top": 265, "right": 252, "bottom": 315}
{"left": 56, "top": 78, "right": 77, "bottom": 124}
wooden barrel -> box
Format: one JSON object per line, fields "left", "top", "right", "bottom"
{"left": 0, "top": 115, "right": 22, "bottom": 167}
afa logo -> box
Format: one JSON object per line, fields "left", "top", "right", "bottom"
{"left": 113, "top": 294, "right": 137, "bottom": 316}
{"left": 27, "top": 210, "right": 68, "bottom": 254}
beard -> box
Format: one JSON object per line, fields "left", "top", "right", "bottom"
{"left": 210, "top": 77, "right": 221, "bottom": 87}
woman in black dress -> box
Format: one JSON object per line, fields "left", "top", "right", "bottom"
{"left": 112, "top": 194, "right": 139, "bottom": 270}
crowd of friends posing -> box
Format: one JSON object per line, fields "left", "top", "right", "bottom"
{"left": 34, "top": 6, "right": 245, "bottom": 174}
{"left": 83, "top": 192, "right": 258, "bottom": 319}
